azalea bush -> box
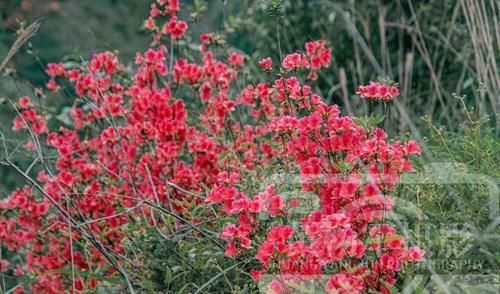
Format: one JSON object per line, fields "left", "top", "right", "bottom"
{"left": 0, "top": 1, "right": 426, "bottom": 293}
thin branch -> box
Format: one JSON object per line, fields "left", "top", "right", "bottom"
{"left": 0, "top": 20, "right": 41, "bottom": 72}
{"left": 143, "top": 200, "right": 224, "bottom": 249}
{"left": 79, "top": 201, "right": 144, "bottom": 226}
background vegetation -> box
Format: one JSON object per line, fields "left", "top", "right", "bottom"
{"left": 1, "top": 0, "right": 498, "bottom": 292}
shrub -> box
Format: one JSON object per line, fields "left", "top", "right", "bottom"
{"left": 0, "top": 1, "right": 424, "bottom": 293}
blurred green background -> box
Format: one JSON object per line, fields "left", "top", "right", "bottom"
{"left": 1, "top": 0, "right": 498, "bottom": 120}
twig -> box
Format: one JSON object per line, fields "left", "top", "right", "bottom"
{"left": 79, "top": 201, "right": 144, "bottom": 226}
{"left": 143, "top": 200, "right": 223, "bottom": 249}
{"left": 0, "top": 20, "right": 41, "bottom": 73}
{"left": 193, "top": 261, "right": 243, "bottom": 294}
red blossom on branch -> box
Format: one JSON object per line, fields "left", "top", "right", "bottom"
{"left": 356, "top": 81, "right": 400, "bottom": 101}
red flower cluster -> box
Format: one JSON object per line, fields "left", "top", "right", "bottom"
{"left": 282, "top": 40, "right": 331, "bottom": 80}
{"left": 207, "top": 59, "right": 423, "bottom": 293}
{"left": 12, "top": 96, "right": 48, "bottom": 135}
{"left": 0, "top": 1, "right": 423, "bottom": 293}
{"left": 146, "top": 0, "right": 187, "bottom": 44}
{"left": 162, "top": 16, "right": 188, "bottom": 39}
{"left": 282, "top": 53, "right": 309, "bottom": 71}
{"left": 356, "top": 81, "right": 400, "bottom": 101}
{"left": 259, "top": 57, "right": 273, "bottom": 71}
